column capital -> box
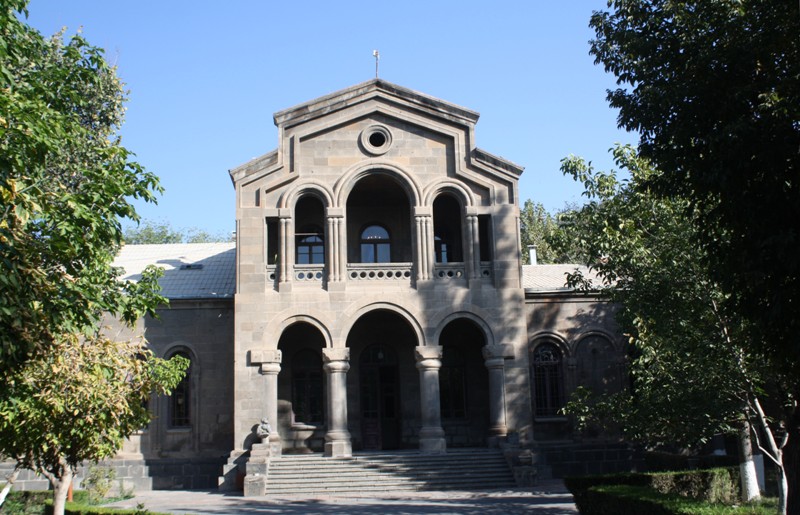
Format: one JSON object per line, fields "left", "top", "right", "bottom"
{"left": 326, "top": 207, "right": 345, "bottom": 218}
{"left": 482, "top": 344, "right": 514, "bottom": 361}
{"left": 250, "top": 349, "right": 282, "bottom": 365}
{"left": 414, "top": 345, "right": 443, "bottom": 362}
{"left": 322, "top": 347, "right": 350, "bottom": 363}
{"left": 413, "top": 206, "right": 433, "bottom": 217}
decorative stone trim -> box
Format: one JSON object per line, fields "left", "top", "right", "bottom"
{"left": 433, "top": 264, "right": 466, "bottom": 279}
{"left": 359, "top": 124, "right": 393, "bottom": 156}
{"left": 348, "top": 263, "right": 412, "bottom": 280}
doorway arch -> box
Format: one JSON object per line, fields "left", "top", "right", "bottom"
{"left": 346, "top": 309, "right": 419, "bottom": 450}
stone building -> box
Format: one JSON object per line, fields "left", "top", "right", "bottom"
{"left": 102, "top": 80, "right": 631, "bottom": 490}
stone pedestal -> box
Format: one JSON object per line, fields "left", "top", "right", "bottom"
{"left": 243, "top": 443, "right": 272, "bottom": 497}
{"left": 415, "top": 345, "right": 446, "bottom": 453}
{"left": 323, "top": 348, "right": 352, "bottom": 457}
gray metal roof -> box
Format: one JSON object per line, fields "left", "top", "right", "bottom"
{"left": 521, "top": 264, "right": 601, "bottom": 292}
{"left": 114, "top": 243, "right": 236, "bottom": 299}
{"left": 114, "top": 243, "right": 592, "bottom": 298}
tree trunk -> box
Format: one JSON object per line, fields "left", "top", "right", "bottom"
{"left": 785, "top": 407, "right": 800, "bottom": 515}
{"left": 0, "top": 468, "right": 19, "bottom": 508}
{"left": 50, "top": 466, "right": 73, "bottom": 515}
{"left": 738, "top": 422, "right": 761, "bottom": 502}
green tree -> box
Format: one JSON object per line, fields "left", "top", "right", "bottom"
{"left": 519, "top": 200, "right": 585, "bottom": 264}
{"left": 589, "top": 3, "right": 800, "bottom": 512}
{"left": 0, "top": 0, "right": 161, "bottom": 371}
{"left": 560, "top": 146, "right": 791, "bottom": 511}
{"left": 0, "top": 3, "right": 182, "bottom": 514}
{"left": 0, "top": 332, "right": 187, "bottom": 514}
{"left": 123, "top": 219, "right": 233, "bottom": 244}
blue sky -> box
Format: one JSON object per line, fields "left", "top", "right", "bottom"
{"left": 26, "top": 1, "right": 634, "bottom": 237}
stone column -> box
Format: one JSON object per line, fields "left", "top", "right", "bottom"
{"left": 414, "top": 206, "right": 433, "bottom": 281}
{"left": 466, "top": 213, "right": 480, "bottom": 280}
{"left": 415, "top": 346, "right": 446, "bottom": 453}
{"left": 250, "top": 349, "right": 282, "bottom": 456}
{"left": 482, "top": 344, "right": 514, "bottom": 447}
{"left": 323, "top": 348, "right": 352, "bottom": 457}
{"left": 326, "top": 208, "right": 344, "bottom": 284}
{"left": 279, "top": 210, "right": 293, "bottom": 287}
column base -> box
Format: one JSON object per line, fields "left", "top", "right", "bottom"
{"left": 419, "top": 437, "right": 447, "bottom": 453}
{"left": 324, "top": 439, "right": 352, "bottom": 458}
{"left": 419, "top": 426, "right": 446, "bottom": 454}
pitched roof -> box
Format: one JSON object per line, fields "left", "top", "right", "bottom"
{"left": 521, "top": 264, "right": 602, "bottom": 292}
{"left": 113, "top": 243, "right": 236, "bottom": 299}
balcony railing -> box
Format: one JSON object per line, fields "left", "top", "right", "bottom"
{"left": 294, "top": 264, "right": 325, "bottom": 282}
{"left": 433, "top": 263, "right": 466, "bottom": 280}
{"left": 347, "top": 263, "right": 413, "bottom": 281}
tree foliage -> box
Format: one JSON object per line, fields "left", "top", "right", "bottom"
{"left": 0, "top": 332, "right": 187, "bottom": 483}
{"left": 0, "top": 3, "right": 181, "bottom": 514}
{"left": 590, "top": 4, "right": 800, "bottom": 511}
{"left": 560, "top": 145, "right": 792, "bottom": 512}
{"left": 590, "top": 0, "right": 800, "bottom": 377}
{"left": 519, "top": 199, "right": 586, "bottom": 264}
{"left": 0, "top": 0, "right": 162, "bottom": 371}
{"left": 560, "top": 146, "right": 758, "bottom": 444}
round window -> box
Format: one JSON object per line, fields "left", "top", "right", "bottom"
{"left": 360, "top": 125, "right": 393, "bottom": 156}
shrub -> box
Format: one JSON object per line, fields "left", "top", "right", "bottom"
{"left": 565, "top": 467, "right": 740, "bottom": 513}
{"left": 82, "top": 467, "right": 116, "bottom": 504}
{"left": 649, "top": 469, "right": 738, "bottom": 504}
{"left": 583, "top": 485, "right": 776, "bottom": 515}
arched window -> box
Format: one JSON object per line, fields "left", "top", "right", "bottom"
{"left": 296, "top": 224, "right": 324, "bottom": 264}
{"left": 360, "top": 224, "right": 391, "bottom": 263}
{"left": 292, "top": 350, "right": 324, "bottom": 425}
{"left": 440, "top": 345, "right": 466, "bottom": 419}
{"left": 433, "top": 194, "right": 463, "bottom": 263}
{"left": 531, "top": 342, "right": 564, "bottom": 417}
{"left": 169, "top": 351, "right": 192, "bottom": 427}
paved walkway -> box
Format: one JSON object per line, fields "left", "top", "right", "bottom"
{"left": 107, "top": 481, "right": 578, "bottom": 514}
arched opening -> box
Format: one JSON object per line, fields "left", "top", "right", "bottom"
{"left": 346, "top": 174, "right": 412, "bottom": 263}
{"left": 277, "top": 322, "right": 326, "bottom": 453}
{"left": 433, "top": 194, "right": 463, "bottom": 263}
{"left": 576, "top": 334, "right": 620, "bottom": 395}
{"left": 530, "top": 340, "right": 565, "bottom": 418}
{"left": 438, "top": 318, "right": 489, "bottom": 447}
{"left": 169, "top": 351, "right": 192, "bottom": 428}
{"left": 346, "top": 309, "right": 418, "bottom": 450}
{"left": 295, "top": 196, "right": 325, "bottom": 265}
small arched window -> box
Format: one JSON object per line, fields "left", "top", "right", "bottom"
{"left": 531, "top": 342, "right": 564, "bottom": 417}
{"left": 360, "top": 225, "right": 391, "bottom": 263}
{"left": 169, "top": 351, "right": 192, "bottom": 427}
{"left": 296, "top": 224, "right": 325, "bottom": 264}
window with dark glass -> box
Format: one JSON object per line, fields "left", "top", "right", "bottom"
{"left": 292, "top": 350, "right": 324, "bottom": 424}
{"left": 433, "top": 195, "right": 463, "bottom": 263}
{"left": 296, "top": 225, "right": 324, "bottom": 264}
{"left": 360, "top": 225, "right": 391, "bottom": 263}
{"left": 266, "top": 218, "right": 279, "bottom": 265}
{"left": 170, "top": 352, "right": 191, "bottom": 427}
{"left": 440, "top": 346, "right": 466, "bottom": 419}
{"left": 434, "top": 235, "right": 450, "bottom": 264}
{"left": 531, "top": 342, "right": 564, "bottom": 417}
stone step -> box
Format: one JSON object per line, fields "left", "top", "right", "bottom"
{"left": 264, "top": 449, "right": 517, "bottom": 494}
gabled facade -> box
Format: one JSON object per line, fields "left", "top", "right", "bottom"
{"left": 228, "top": 79, "right": 531, "bottom": 461}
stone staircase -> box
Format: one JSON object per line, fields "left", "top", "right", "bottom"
{"left": 265, "top": 448, "right": 517, "bottom": 495}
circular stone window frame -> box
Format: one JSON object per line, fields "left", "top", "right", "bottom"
{"left": 360, "top": 125, "right": 393, "bottom": 156}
